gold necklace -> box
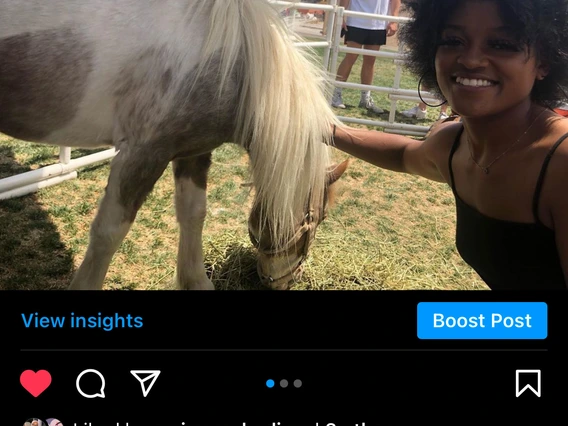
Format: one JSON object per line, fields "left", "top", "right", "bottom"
{"left": 466, "top": 108, "right": 546, "bottom": 174}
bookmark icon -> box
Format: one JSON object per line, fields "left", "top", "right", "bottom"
{"left": 515, "top": 370, "right": 541, "bottom": 397}
{"left": 130, "top": 370, "right": 161, "bottom": 397}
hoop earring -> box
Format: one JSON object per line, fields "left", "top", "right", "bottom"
{"left": 418, "top": 73, "right": 447, "bottom": 108}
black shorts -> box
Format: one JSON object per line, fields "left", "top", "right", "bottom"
{"left": 343, "top": 26, "right": 387, "bottom": 46}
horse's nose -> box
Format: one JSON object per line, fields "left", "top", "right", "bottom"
{"left": 257, "top": 262, "right": 303, "bottom": 290}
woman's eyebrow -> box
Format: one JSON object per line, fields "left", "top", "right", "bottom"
{"left": 444, "top": 24, "right": 516, "bottom": 35}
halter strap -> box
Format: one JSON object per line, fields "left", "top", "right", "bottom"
{"left": 250, "top": 195, "right": 320, "bottom": 288}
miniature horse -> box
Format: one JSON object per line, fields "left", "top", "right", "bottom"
{"left": 0, "top": 0, "right": 347, "bottom": 290}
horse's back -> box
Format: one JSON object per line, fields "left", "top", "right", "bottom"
{"left": 0, "top": 0, "right": 211, "bottom": 146}
{"left": 0, "top": 0, "right": 198, "bottom": 38}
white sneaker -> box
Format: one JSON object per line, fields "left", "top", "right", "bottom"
{"left": 401, "top": 105, "right": 427, "bottom": 119}
{"left": 359, "top": 96, "right": 384, "bottom": 114}
{"left": 438, "top": 112, "right": 449, "bottom": 120}
{"left": 331, "top": 91, "right": 346, "bottom": 109}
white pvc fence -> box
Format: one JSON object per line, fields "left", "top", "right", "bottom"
{"left": 0, "top": 1, "right": 433, "bottom": 200}
{"left": 276, "top": 0, "right": 442, "bottom": 136}
{"left": 0, "top": 147, "right": 116, "bottom": 200}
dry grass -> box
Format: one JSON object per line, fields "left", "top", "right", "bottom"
{"left": 0, "top": 46, "right": 487, "bottom": 291}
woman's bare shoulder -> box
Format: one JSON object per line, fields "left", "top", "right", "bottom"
{"left": 543, "top": 116, "right": 568, "bottom": 159}
{"left": 545, "top": 116, "right": 568, "bottom": 164}
{"left": 538, "top": 117, "right": 568, "bottom": 212}
{"left": 422, "top": 119, "right": 463, "bottom": 170}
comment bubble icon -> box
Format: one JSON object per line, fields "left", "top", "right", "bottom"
{"left": 76, "top": 369, "right": 106, "bottom": 398}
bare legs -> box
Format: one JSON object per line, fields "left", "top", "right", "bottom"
{"left": 332, "top": 42, "right": 383, "bottom": 113}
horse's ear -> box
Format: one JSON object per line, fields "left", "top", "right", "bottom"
{"left": 326, "top": 159, "right": 349, "bottom": 186}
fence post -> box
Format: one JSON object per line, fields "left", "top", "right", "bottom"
{"left": 59, "top": 147, "right": 71, "bottom": 164}
{"left": 322, "top": 0, "right": 337, "bottom": 71}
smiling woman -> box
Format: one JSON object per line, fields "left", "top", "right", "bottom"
{"left": 330, "top": 0, "right": 568, "bottom": 289}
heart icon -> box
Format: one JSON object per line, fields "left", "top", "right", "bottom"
{"left": 20, "top": 370, "right": 52, "bottom": 397}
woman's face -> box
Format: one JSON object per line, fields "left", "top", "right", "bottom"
{"left": 434, "top": 0, "right": 547, "bottom": 117}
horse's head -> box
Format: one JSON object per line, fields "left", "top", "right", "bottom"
{"left": 248, "top": 159, "right": 349, "bottom": 289}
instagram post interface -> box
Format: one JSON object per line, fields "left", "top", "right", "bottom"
{"left": 3, "top": 0, "right": 568, "bottom": 423}
{"left": 1, "top": 1, "right": 567, "bottom": 292}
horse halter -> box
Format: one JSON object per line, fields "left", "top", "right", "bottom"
{"left": 249, "top": 198, "right": 323, "bottom": 289}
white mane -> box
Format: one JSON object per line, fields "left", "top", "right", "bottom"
{"left": 192, "top": 0, "right": 342, "bottom": 252}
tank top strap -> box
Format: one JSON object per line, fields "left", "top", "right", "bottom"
{"left": 448, "top": 125, "right": 465, "bottom": 193}
{"left": 532, "top": 132, "right": 568, "bottom": 225}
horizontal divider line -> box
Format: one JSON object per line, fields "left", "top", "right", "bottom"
{"left": 21, "top": 348, "right": 548, "bottom": 352}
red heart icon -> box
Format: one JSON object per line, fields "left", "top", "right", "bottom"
{"left": 20, "top": 370, "right": 52, "bottom": 397}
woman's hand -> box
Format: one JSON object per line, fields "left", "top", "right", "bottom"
{"left": 387, "top": 22, "right": 398, "bottom": 37}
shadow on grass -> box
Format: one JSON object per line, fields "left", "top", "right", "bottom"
{"left": 0, "top": 145, "right": 74, "bottom": 290}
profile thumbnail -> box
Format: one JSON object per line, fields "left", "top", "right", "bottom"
{"left": 47, "top": 419, "right": 63, "bottom": 426}
{"left": 24, "top": 419, "right": 45, "bottom": 426}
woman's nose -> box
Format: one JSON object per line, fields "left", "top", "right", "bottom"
{"left": 457, "top": 45, "right": 488, "bottom": 68}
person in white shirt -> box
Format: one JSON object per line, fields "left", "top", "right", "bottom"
{"left": 331, "top": 0, "right": 401, "bottom": 114}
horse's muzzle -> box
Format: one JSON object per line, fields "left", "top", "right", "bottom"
{"left": 257, "top": 260, "right": 304, "bottom": 290}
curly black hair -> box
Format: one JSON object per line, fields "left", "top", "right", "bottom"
{"left": 398, "top": 0, "right": 568, "bottom": 108}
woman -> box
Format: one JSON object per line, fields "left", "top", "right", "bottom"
{"left": 331, "top": 0, "right": 568, "bottom": 289}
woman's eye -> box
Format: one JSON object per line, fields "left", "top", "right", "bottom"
{"left": 489, "top": 40, "right": 522, "bottom": 51}
{"left": 438, "top": 37, "right": 462, "bottom": 46}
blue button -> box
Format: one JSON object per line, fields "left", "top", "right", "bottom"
{"left": 417, "top": 302, "right": 547, "bottom": 339}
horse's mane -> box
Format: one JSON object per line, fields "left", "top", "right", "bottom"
{"left": 190, "top": 0, "right": 343, "bottom": 252}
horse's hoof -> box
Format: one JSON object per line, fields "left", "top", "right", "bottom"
{"left": 175, "top": 277, "right": 215, "bottom": 290}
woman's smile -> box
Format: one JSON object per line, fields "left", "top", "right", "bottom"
{"left": 451, "top": 74, "right": 499, "bottom": 93}
{"left": 434, "top": 1, "right": 545, "bottom": 117}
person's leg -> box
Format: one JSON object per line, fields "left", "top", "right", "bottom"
{"left": 358, "top": 44, "right": 383, "bottom": 113}
{"left": 358, "top": 28, "right": 387, "bottom": 114}
{"left": 331, "top": 46, "right": 360, "bottom": 108}
{"left": 402, "top": 103, "right": 426, "bottom": 118}
{"left": 360, "top": 46, "right": 378, "bottom": 88}
{"left": 438, "top": 103, "right": 449, "bottom": 120}
{"left": 335, "top": 43, "right": 361, "bottom": 83}
{"left": 331, "top": 28, "right": 363, "bottom": 108}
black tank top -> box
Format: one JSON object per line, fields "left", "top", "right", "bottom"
{"left": 448, "top": 127, "right": 568, "bottom": 289}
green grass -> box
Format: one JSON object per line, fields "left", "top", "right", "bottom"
{"left": 0, "top": 44, "right": 487, "bottom": 291}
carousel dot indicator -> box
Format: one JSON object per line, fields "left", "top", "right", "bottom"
{"left": 266, "top": 379, "right": 275, "bottom": 388}
{"left": 294, "top": 379, "right": 302, "bottom": 388}
{"left": 280, "top": 379, "right": 288, "bottom": 388}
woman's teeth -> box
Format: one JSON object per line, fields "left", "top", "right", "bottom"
{"left": 456, "top": 77, "right": 495, "bottom": 87}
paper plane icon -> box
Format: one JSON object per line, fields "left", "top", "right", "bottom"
{"left": 130, "top": 370, "right": 160, "bottom": 397}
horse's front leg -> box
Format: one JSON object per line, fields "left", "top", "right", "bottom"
{"left": 68, "top": 147, "right": 169, "bottom": 290}
{"left": 172, "top": 154, "right": 214, "bottom": 290}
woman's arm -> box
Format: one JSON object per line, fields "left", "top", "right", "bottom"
{"left": 387, "top": 0, "right": 402, "bottom": 36}
{"left": 553, "top": 206, "right": 568, "bottom": 288}
{"left": 332, "top": 124, "right": 448, "bottom": 182}
{"left": 548, "top": 150, "right": 568, "bottom": 287}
